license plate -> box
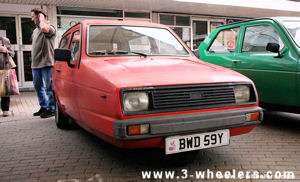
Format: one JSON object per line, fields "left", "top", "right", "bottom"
{"left": 165, "top": 129, "right": 230, "bottom": 154}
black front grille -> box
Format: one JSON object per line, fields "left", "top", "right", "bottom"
{"left": 121, "top": 83, "right": 257, "bottom": 115}
{"left": 152, "top": 86, "right": 235, "bottom": 109}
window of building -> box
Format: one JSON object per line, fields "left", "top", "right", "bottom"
{"left": 210, "top": 22, "right": 224, "bottom": 32}
{"left": 160, "top": 15, "right": 190, "bottom": 26}
{"left": 160, "top": 14, "right": 191, "bottom": 48}
{"left": 21, "top": 17, "right": 35, "bottom": 45}
{"left": 57, "top": 7, "right": 123, "bottom": 17}
{"left": 125, "top": 12, "right": 150, "bottom": 19}
{"left": 176, "top": 16, "right": 190, "bottom": 26}
{"left": 0, "top": 16, "right": 16, "bottom": 44}
{"left": 160, "top": 15, "right": 175, "bottom": 25}
{"left": 193, "top": 20, "right": 208, "bottom": 50}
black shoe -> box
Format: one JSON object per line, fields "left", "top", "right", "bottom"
{"left": 33, "top": 108, "right": 47, "bottom": 116}
{"left": 40, "top": 110, "right": 55, "bottom": 118}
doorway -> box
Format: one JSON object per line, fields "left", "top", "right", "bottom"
{"left": 0, "top": 15, "right": 35, "bottom": 89}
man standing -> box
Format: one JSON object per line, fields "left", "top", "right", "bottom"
{"left": 31, "top": 8, "right": 56, "bottom": 118}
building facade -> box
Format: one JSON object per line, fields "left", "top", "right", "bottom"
{"left": 1, "top": 0, "right": 300, "bottom": 89}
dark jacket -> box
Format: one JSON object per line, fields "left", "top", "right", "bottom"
{"left": 31, "top": 25, "right": 56, "bottom": 69}
{"left": 0, "top": 37, "right": 15, "bottom": 70}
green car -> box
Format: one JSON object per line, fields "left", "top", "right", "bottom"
{"left": 197, "top": 17, "right": 300, "bottom": 113}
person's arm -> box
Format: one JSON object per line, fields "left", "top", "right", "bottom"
{"left": 5, "top": 38, "right": 14, "bottom": 58}
{"left": 38, "top": 13, "right": 50, "bottom": 33}
{"left": 0, "top": 38, "right": 14, "bottom": 58}
{"left": 38, "top": 13, "right": 56, "bottom": 38}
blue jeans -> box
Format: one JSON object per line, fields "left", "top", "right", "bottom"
{"left": 32, "top": 67, "right": 55, "bottom": 111}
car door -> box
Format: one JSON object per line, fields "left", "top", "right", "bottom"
{"left": 233, "top": 22, "right": 298, "bottom": 106}
{"left": 53, "top": 32, "right": 71, "bottom": 114}
{"left": 198, "top": 26, "right": 241, "bottom": 68}
{"left": 54, "top": 27, "right": 81, "bottom": 120}
{"left": 65, "top": 29, "right": 81, "bottom": 120}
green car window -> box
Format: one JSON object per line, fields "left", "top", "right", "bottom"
{"left": 242, "top": 25, "right": 284, "bottom": 52}
{"left": 208, "top": 27, "right": 239, "bottom": 54}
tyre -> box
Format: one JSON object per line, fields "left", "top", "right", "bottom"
{"left": 55, "top": 99, "right": 69, "bottom": 129}
{"left": 165, "top": 150, "right": 199, "bottom": 166}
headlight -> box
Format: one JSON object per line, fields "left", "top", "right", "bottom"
{"left": 234, "top": 85, "right": 250, "bottom": 103}
{"left": 123, "top": 92, "right": 149, "bottom": 112}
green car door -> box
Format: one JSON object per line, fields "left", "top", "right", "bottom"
{"left": 199, "top": 18, "right": 300, "bottom": 108}
{"left": 233, "top": 20, "right": 298, "bottom": 106}
{"left": 198, "top": 27, "right": 241, "bottom": 69}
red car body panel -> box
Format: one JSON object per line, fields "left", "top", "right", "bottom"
{"left": 53, "top": 20, "right": 262, "bottom": 150}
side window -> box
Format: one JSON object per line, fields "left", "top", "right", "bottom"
{"left": 242, "top": 25, "right": 284, "bottom": 52}
{"left": 208, "top": 27, "right": 240, "bottom": 54}
{"left": 59, "top": 33, "right": 71, "bottom": 48}
{"left": 69, "top": 31, "right": 80, "bottom": 61}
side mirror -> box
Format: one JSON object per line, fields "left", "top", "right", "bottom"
{"left": 193, "top": 50, "right": 200, "bottom": 58}
{"left": 54, "top": 48, "right": 74, "bottom": 68}
{"left": 266, "top": 43, "right": 282, "bottom": 58}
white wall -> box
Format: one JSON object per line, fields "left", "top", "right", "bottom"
{"left": 0, "top": 3, "right": 39, "bottom": 16}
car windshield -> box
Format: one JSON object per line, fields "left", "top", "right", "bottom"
{"left": 87, "top": 25, "right": 189, "bottom": 56}
{"left": 281, "top": 20, "right": 300, "bottom": 47}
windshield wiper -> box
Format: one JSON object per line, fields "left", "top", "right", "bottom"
{"left": 88, "top": 50, "right": 107, "bottom": 55}
{"left": 88, "top": 50, "right": 148, "bottom": 57}
{"left": 108, "top": 50, "right": 148, "bottom": 57}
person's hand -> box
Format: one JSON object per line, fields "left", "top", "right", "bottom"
{"left": 38, "top": 13, "right": 50, "bottom": 33}
{"left": 0, "top": 45, "right": 7, "bottom": 53}
{"left": 38, "top": 13, "right": 45, "bottom": 22}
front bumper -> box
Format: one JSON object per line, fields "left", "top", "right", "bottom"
{"left": 113, "top": 107, "right": 262, "bottom": 140}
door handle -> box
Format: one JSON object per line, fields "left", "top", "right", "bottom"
{"left": 56, "top": 69, "right": 61, "bottom": 72}
{"left": 232, "top": 60, "right": 241, "bottom": 63}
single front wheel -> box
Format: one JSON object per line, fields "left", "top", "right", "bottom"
{"left": 55, "top": 99, "right": 69, "bottom": 129}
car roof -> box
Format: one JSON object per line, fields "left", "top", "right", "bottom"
{"left": 80, "top": 19, "right": 169, "bottom": 29}
{"left": 61, "top": 19, "right": 172, "bottom": 39}
{"left": 216, "top": 16, "right": 300, "bottom": 29}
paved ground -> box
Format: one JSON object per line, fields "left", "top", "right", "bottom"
{"left": 0, "top": 92, "right": 299, "bottom": 182}
{"left": 0, "top": 92, "right": 40, "bottom": 122}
